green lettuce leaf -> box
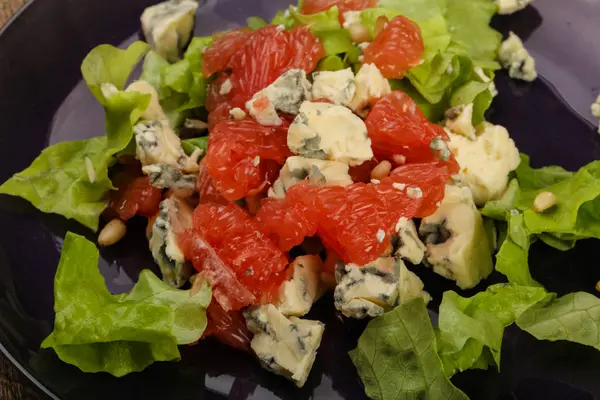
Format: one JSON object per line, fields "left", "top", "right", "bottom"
{"left": 437, "top": 284, "right": 550, "bottom": 376}
{"left": 376, "top": 0, "right": 447, "bottom": 21}
{"left": 181, "top": 136, "right": 209, "bottom": 156}
{"left": 247, "top": 16, "right": 268, "bottom": 30}
{"left": 0, "top": 43, "right": 150, "bottom": 231}
{"left": 517, "top": 292, "right": 600, "bottom": 351}
{"left": 316, "top": 55, "right": 346, "bottom": 71}
{"left": 444, "top": 0, "right": 502, "bottom": 69}
{"left": 494, "top": 212, "right": 541, "bottom": 287}
{"left": 481, "top": 179, "right": 520, "bottom": 221}
{"left": 41, "top": 232, "right": 211, "bottom": 377}
{"left": 350, "top": 299, "right": 468, "bottom": 400}
{"left": 515, "top": 154, "right": 574, "bottom": 191}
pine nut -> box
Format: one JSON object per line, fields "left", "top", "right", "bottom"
{"left": 533, "top": 191, "right": 557, "bottom": 213}
{"left": 596, "top": 280, "right": 600, "bottom": 293}
{"left": 393, "top": 154, "right": 406, "bottom": 165}
{"left": 348, "top": 23, "right": 371, "bottom": 44}
{"left": 98, "top": 219, "right": 127, "bottom": 246}
{"left": 370, "top": 160, "right": 392, "bottom": 180}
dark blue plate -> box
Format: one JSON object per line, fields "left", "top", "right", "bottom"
{"left": 0, "top": 0, "right": 599, "bottom": 399}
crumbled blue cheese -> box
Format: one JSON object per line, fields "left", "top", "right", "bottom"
{"left": 394, "top": 217, "right": 426, "bottom": 265}
{"left": 149, "top": 198, "right": 193, "bottom": 287}
{"left": 246, "top": 69, "right": 312, "bottom": 126}
{"left": 229, "top": 107, "right": 246, "bottom": 121}
{"left": 268, "top": 156, "right": 353, "bottom": 199}
{"left": 419, "top": 185, "right": 493, "bottom": 290}
{"left": 288, "top": 101, "right": 373, "bottom": 166}
{"left": 591, "top": 95, "right": 600, "bottom": 133}
{"left": 342, "top": 11, "right": 362, "bottom": 29}
{"left": 397, "top": 259, "right": 431, "bottom": 304}
{"left": 134, "top": 120, "right": 199, "bottom": 172}
{"left": 334, "top": 257, "right": 399, "bottom": 319}
{"left": 312, "top": 68, "right": 356, "bottom": 106}
{"left": 498, "top": 32, "right": 538, "bottom": 82}
{"left": 276, "top": 255, "right": 322, "bottom": 317}
{"left": 445, "top": 104, "right": 476, "bottom": 140}
{"left": 447, "top": 122, "right": 520, "bottom": 205}
{"left": 495, "top": 0, "right": 534, "bottom": 15}
{"left": 348, "top": 64, "right": 392, "bottom": 118}
{"left": 219, "top": 79, "right": 232, "bottom": 95}
{"left": 142, "top": 163, "right": 197, "bottom": 192}
{"left": 245, "top": 305, "right": 325, "bottom": 387}
{"left": 141, "top": 0, "right": 198, "bottom": 62}
{"left": 126, "top": 80, "right": 169, "bottom": 121}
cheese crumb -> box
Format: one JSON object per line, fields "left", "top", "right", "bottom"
{"left": 406, "top": 186, "right": 423, "bottom": 199}
{"left": 253, "top": 156, "right": 261, "bottom": 166}
{"left": 392, "top": 183, "right": 406, "bottom": 191}
{"left": 376, "top": 229, "right": 385, "bottom": 243}
{"left": 219, "top": 79, "right": 233, "bottom": 95}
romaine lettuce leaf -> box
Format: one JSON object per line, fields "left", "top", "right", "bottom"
{"left": 0, "top": 43, "right": 151, "bottom": 231}
{"left": 350, "top": 299, "right": 468, "bottom": 400}
{"left": 247, "top": 16, "right": 268, "bottom": 30}
{"left": 437, "top": 284, "right": 550, "bottom": 376}
{"left": 41, "top": 232, "right": 211, "bottom": 377}
{"left": 377, "top": 0, "right": 447, "bottom": 21}
{"left": 515, "top": 154, "right": 574, "bottom": 191}
{"left": 516, "top": 292, "right": 600, "bottom": 351}
{"left": 481, "top": 179, "right": 520, "bottom": 221}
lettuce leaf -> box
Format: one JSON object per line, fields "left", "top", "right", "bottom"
{"left": 0, "top": 43, "right": 151, "bottom": 231}
{"left": 377, "top": 0, "right": 447, "bottom": 21}
{"left": 41, "top": 233, "right": 211, "bottom": 377}
{"left": 181, "top": 136, "right": 208, "bottom": 156}
{"left": 437, "top": 284, "right": 550, "bottom": 376}
{"left": 350, "top": 299, "right": 468, "bottom": 400}
{"left": 247, "top": 16, "right": 268, "bottom": 30}
{"left": 515, "top": 154, "right": 574, "bottom": 191}
{"left": 516, "top": 292, "right": 600, "bottom": 351}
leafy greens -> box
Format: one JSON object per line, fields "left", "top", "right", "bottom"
{"left": 41, "top": 232, "right": 211, "bottom": 377}
{"left": 0, "top": 42, "right": 151, "bottom": 231}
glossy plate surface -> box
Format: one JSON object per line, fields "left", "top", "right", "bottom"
{"left": 0, "top": 0, "right": 599, "bottom": 399}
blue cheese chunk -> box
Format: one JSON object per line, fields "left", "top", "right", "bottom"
{"left": 126, "top": 80, "right": 168, "bottom": 121}
{"left": 149, "top": 198, "right": 193, "bottom": 287}
{"left": 419, "top": 185, "right": 493, "bottom": 290}
{"left": 334, "top": 257, "right": 399, "bottom": 319}
{"left": 276, "top": 255, "right": 322, "bottom": 317}
{"left": 311, "top": 68, "right": 356, "bottom": 106}
{"left": 288, "top": 101, "right": 373, "bottom": 166}
{"left": 348, "top": 64, "right": 392, "bottom": 118}
{"left": 268, "top": 156, "right": 353, "bottom": 199}
{"left": 141, "top": 0, "right": 198, "bottom": 62}
{"left": 394, "top": 217, "right": 426, "bottom": 265}
{"left": 591, "top": 95, "right": 600, "bottom": 133}
{"left": 445, "top": 104, "right": 476, "bottom": 140}
{"left": 245, "top": 305, "right": 325, "bottom": 387}
{"left": 246, "top": 69, "right": 312, "bottom": 126}
{"left": 397, "top": 259, "right": 431, "bottom": 304}
{"left": 447, "top": 122, "right": 520, "bottom": 205}
{"left": 134, "top": 120, "right": 199, "bottom": 173}
{"left": 498, "top": 32, "right": 538, "bottom": 82}
{"left": 496, "top": 0, "right": 534, "bottom": 15}
{"left": 142, "top": 163, "right": 197, "bottom": 194}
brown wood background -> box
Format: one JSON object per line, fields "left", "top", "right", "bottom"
{"left": 0, "top": 4, "right": 48, "bottom": 400}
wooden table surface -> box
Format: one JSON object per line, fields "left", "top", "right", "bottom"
{"left": 0, "top": 3, "right": 49, "bottom": 399}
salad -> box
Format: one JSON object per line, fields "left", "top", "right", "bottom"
{"left": 2, "top": 0, "right": 600, "bottom": 397}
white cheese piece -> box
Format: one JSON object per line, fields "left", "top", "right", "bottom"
{"left": 397, "top": 259, "right": 431, "bottom": 304}
{"left": 245, "top": 305, "right": 325, "bottom": 388}
{"left": 277, "top": 255, "right": 322, "bottom": 317}
{"left": 334, "top": 257, "right": 399, "bottom": 319}
{"left": 141, "top": 0, "right": 198, "bottom": 62}
{"left": 134, "top": 120, "right": 199, "bottom": 172}
{"left": 495, "top": 0, "right": 534, "bottom": 15}
{"left": 419, "top": 185, "right": 493, "bottom": 290}
{"left": 149, "top": 198, "right": 193, "bottom": 287}
{"left": 268, "top": 156, "right": 353, "bottom": 199}
{"left": 229, "top": 107, "right": 246, "bottom": 121}
{"left": 219, "top": 79, "right": 232, "bottom": 95}
{"left": 126, "top": 80, "right": 169, "bottom": 121}
{"left": 342, "top": 11, "right": 362, "bottom": 29}
{"left": 348, "top": 64, "right": 392, "bottom": 118}
{"left": 394, "top": 217, "right": 426, "bottom": 265}
{"left": 447, "top": 122, "right": 520, "bottom": 205}
{"left": 445, "top": 104, "right": 476, "bottom": 140}
{"left": 591, "top": 95, "right": 600, "bottom": 134}
{"left": 474, "top": 67, "right": 498, "bottom": 97}
{"left": 498, "top": 32, "right": 538, "bottom": 82}
{"left": 288, "top": 101, "right": 373, "bottom": 166}
{"left": 312, "top": 68, "right": 356, "bottom": 106}
{"left": 246, "top": 69, "right": 312, "bottom": 126}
